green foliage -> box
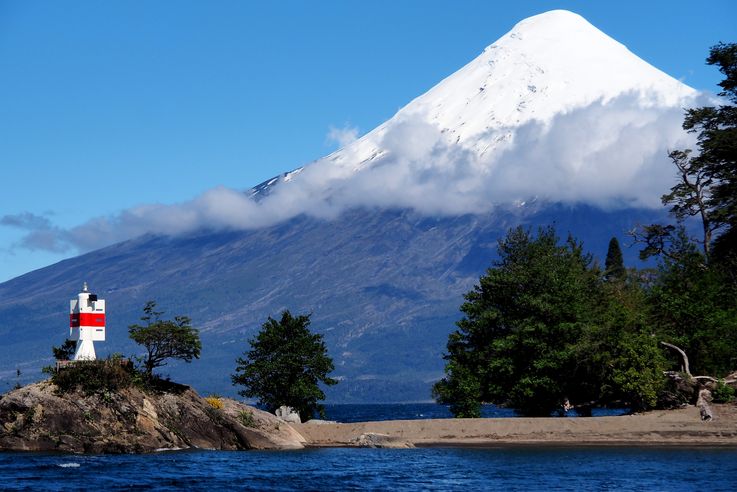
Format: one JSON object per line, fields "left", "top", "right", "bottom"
{"left": 663, "top": 42, "right": 737, "bottom": 274}
{"left": 712, "top": 381, "right": 736, "bottom": 403}
{"left": 435, "top": 227, "right": 600, "bottom": 416}
{"left": 580, "top": 278, "right": 667, "bottom": 411}
{"left": 604, "top": 237, "right": 626, "bottom": 281}
{"left": 52, "top": 340, "right": 77, "bottom": 361}
{"left": 436, "top": 43, "right": 737, "bottom": 417}
{"left": 647, "top": 244, "right": 737, "bottom": 376}
{"left": 51, "top": 358, "right": 133, "bottom": 395}
{"left": 231, "top": 310, "right": 338, "bottom": 421}
{"left": 432, "top": 360, "right": 482, "bottom": 418}
{"left": 128, "top": 301, "right": 202, "bottom": 379}
{"left": 435, "top": 227, "right": 669, "bottom": 417}
{"left": 238, "top": 409, "right": 257, "bottom": 428}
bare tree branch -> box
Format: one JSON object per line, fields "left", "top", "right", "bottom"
{"left": 660, "top": 341, "right": 691, "bottom": 376}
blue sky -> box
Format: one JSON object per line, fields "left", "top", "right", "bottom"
{"left": 1, "top": 0, "right": 735, "bottom": 282}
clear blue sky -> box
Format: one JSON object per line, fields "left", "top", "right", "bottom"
{"left": 1, "top": 0, "right": 735, "bottom": 281}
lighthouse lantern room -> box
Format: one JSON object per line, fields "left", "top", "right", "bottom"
{"left": 69, "top": 282, "right": 106, "bottom": 360}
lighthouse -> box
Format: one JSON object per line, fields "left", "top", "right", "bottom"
{"left": 69, "top": 282, "right": 106, "bottom": 360}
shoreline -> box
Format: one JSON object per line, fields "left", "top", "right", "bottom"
{"left": 293, "top": 404, "right": 737, "bottom": 449}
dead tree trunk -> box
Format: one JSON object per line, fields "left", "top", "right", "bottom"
{"left": 697, "top": 389, "right": 713, "bottom": 421}
{"left": 660, "top": 342, "right": 691, "bottom": 375}
{"left": 660, "top": 341, "right": 734, "bottom": 420}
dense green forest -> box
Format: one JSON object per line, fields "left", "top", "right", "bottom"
{"left": 434, "top": 42, "right": 737, "bottom": 417}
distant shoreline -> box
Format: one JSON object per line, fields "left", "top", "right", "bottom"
{"left": 293, "top": 405, "right": 737, "bottom": 448}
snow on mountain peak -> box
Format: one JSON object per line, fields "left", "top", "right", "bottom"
{"left": 317, "top": 9, "right": 695, "bottom": 174}
{"left": 255, "top": 9, "right": 699, "bottom": 213}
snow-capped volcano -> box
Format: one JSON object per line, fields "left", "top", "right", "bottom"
{"left": 253, "top": 10, "right": 695, "bottom": 214}
{"left": 0, "top": 10, "right": 701, "bottom": 401}
{"left": 330, "top": 9, "right": 693, "bottom": 167}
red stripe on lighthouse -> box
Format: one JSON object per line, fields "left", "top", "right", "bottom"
{"left": 70, "top": 313, "right": 106, "bottom": 327}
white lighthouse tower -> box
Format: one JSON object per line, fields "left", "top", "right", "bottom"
{"left": 69, "top": 282, "right": 106, "bottom": 361}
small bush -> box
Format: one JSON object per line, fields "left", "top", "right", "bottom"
{"left": 238, "top": 410, "right": 256, "bottom": 428}
{"left": 204, "top": 396, "right": 223, "bottom": 409}
{"left": 712, "top": 381, "right": 736, "bottom": 403}
{"left": 52, "top": 358, "right": 133, "bottom": 395}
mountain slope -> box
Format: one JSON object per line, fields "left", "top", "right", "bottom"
{"left": 0, "top": 205, "right": 665, "bottom": 400}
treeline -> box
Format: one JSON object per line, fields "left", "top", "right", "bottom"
{"left": 434, "top": 42, "right": 737, "bottom": 417}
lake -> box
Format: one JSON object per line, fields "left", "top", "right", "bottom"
{"left": 2, "top": 447, "right": 735, "bottom": 491}
{"left": 1, "top": 404, "right": 734, "bottom": 490}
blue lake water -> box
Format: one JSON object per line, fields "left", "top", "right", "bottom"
{"left": 2, "top": 447, "right": 736, "bottom": 491}
{"left": 1, "top": 404, "right": 734, "bottom": 490}
{"left": 321, "top": 403, "right": 627, "bottom": 422}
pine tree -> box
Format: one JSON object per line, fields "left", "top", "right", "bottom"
{"left": 604, "top": 237, "right": 626, "bottom": 281}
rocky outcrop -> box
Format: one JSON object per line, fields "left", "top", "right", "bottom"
{"left": 352, "top": 432, "right": 414, "bottom": 448}
{"left": 0, "top": 381, "right": 305, "bottom": 453}
{"left": 275, "top": 405, "right": 301, "bottom": 424}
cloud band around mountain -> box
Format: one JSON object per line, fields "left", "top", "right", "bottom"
{"left": 2, "top": 92, "right": 701, "bottom": 254}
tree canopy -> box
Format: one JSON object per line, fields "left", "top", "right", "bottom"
{"left": 231, "top": 310, "right": 337, "bottom": 421}
{"left": 433, "top": 227, "right": 664, "bottom": 416}
{"left": 128, "top": 301, "right": 202, "bottom": 378}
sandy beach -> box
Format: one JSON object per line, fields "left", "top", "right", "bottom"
{"left": 293, "top": 404, "right": 737, "bottom": 448}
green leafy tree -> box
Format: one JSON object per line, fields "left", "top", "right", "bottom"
{"left": 682, "top": 42, "right": 737, "bottom": 269}
{"left": 434, "top": 226, "right": 600, "bottom": 416}
{"left": 641, "top": 43, "right": 736, "bottom": 274}
{"left": 232, "top": 310, "right": 337, "bottom": 421}
{"left": 578, "top": 274, "right": 667, "bottom": 411}
{"left": 435, "top": 227, "right": 670, "bottom": 417}
{"left": 646, "top": 232, "right": 737, "bottom": 376}
{"left": 128, "top": 301, "right": 202, "bottom": 378}
{"left": 52, "top": 339, "right": 77, "bottom": 361}
{"left": 604, "top": 237, "right": 626, "bottom": 281}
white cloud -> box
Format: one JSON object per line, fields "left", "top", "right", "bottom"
{"left": 326, "top": 124, "right": 359, "bottom": 148}
{"left": 2, "top": 92, "right": 703, "bottom": 253}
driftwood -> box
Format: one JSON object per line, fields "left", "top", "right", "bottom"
{"left": 659, "top": 341, "right": 736, "bottom": 421}
{"left": 659, "top": 342, "right": 737, "bottom": 384}
{"left": 697, "top": 389, "right": 713, "bottom": 421}
{"left": 660, "top": 342, "right": 691, "bottom": 375}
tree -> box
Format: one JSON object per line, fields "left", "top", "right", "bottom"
{"left": 231, "top": 310, "right": 337, "bottom": 421}
{"left": 433, "top": 226, "right": 600, "bottom": 416}
{"left": 604, "top": 237, "right": 625, "bottom": 281}
{"left": 435, "top": 226, "right": 668, "bottom": 417}
{"left": 634, "top": 43, "right": 737, "bottom": 377}
{"left": 643, "top": 43, "right": 737, "bottom": 273}
{"left": 52, "top": 339, "right": 77, "bottom": 361}
{"left": 128, "top": 301, "right": 201, "bottom": 379}
{"left": 578, "top": 273, "right": 667, "bottom": 411}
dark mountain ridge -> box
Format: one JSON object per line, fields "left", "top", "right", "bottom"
{"left": 0, "top": 204, "right": 663, "bottom": 401}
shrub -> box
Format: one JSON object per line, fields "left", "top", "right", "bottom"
{"left": 204, "top": 396, "right": 223, "bottom": 409}
{"left": 52, "top": 358, "right": 133, "bottom": 395}
{"left": 238, "top": 410, "right": 256, "bottom": 428}
{"left": 712, "top": 381, "right": 736, "bottom": 403}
